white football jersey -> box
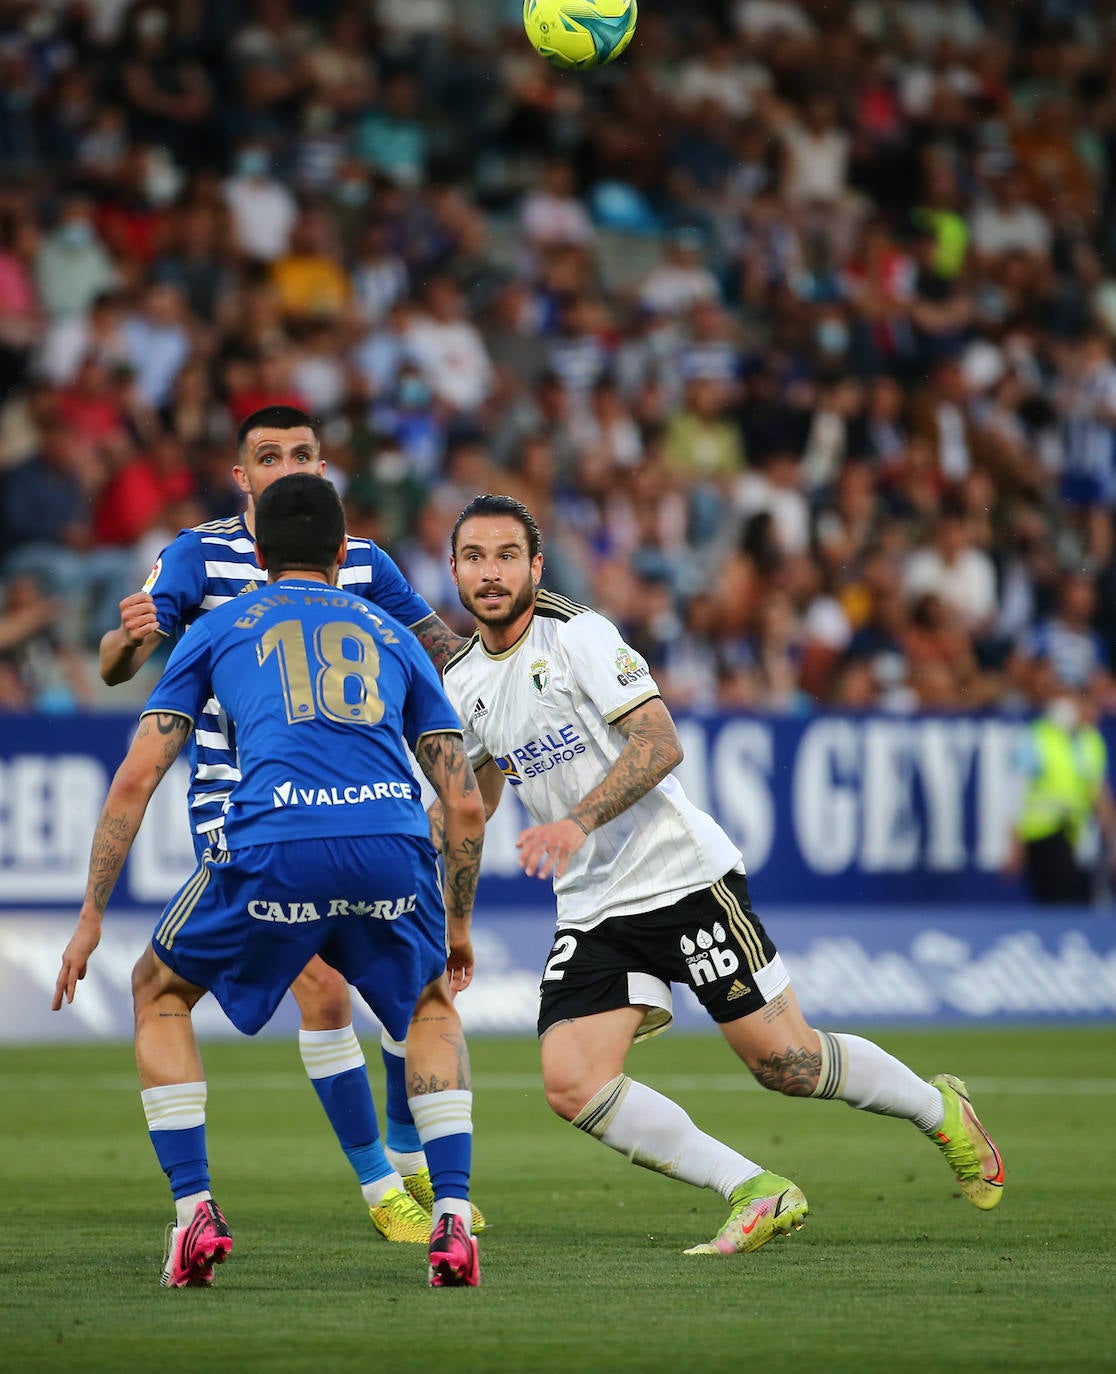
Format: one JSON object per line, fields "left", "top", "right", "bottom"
{"left": 443, "top": 590, "right": 742, "bottom": 930}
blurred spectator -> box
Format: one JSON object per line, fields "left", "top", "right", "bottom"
{"left": 0, "top": 212, "right": 43, "bottom": 395}
{"left": 0, "top": 418, "right": 132, "bottom": 645}
{"left": 1012, "top": 570, "right": 1113, "bottom": 705}
{"left": 903, "top": 502, "right": 998, "bottom": 639}
{"left": 970, "top": 168, "right": 1052, "bottom": 264}
{"left": 639, "top": 229, "right": 720, "bottom": 318}
{"left": 34, "top": 197, "right": 118, "bottom": 319}
{"left": 119, "top": 3, "right": 213, "bottom": 164}
{"left": 121, "top": 282, "right": 191, "bottom": 408}
{"left": 0, "top": 573, "right": 93, "bottom": 712}
{"left": 351, "top": 221, "right": 409, "bottom": 328}
{"left": 520, "top": 158, "right": 594, "bottom": 252}
{"left": 272, "top": 209, "right": 352, "bottom": 322}
{"left": 222, "top": 143, "right": 298, "bottom": 263}
{"left": 408, "top": 275, "right": 493, "bottom": 416}
{"left": 352, "top": 70, "right": 428, "bottom": 188}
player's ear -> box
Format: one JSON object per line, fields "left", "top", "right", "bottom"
{"left": 232, "top": 463, "right": 250, "bottom": 496}
{"left": 337, "top": 534, "right": 347, "bottom": 567}
{"left": 254, "top": 540, "right": 266, "bottom": 571}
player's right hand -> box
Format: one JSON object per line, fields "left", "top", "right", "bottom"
{"left": 447, "top": 937, "right": 474, "bottom": 997}
{"left": 117, "top": 592, "right": 161, "bottom": 646}
{"left": 52, "top": 912, "right": 103, "bottom": 1010}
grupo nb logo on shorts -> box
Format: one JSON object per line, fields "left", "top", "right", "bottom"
{"left": 680, "top": 923, "right": 740, "bottom": 987}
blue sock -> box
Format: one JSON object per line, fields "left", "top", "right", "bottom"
{"left": 300, "top": 1028, "right": 392, "bottom": 1187}
{"left": 408, "top": 1090, "right": 473, "bottom": 1201}
{"left": 381, "top": 1030, "right": 423, "bottom": 1154}
{"left": 141, "top": 1083, "right": 210, "bottom": 1199}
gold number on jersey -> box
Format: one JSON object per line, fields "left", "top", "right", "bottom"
{"left": 257, "top": 620, "right": 385, "bottom": 726}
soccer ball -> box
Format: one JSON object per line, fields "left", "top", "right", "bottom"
{"left": 522, "top": 0, "right": 638, "bottom": 71}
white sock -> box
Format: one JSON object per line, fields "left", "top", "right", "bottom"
{"left": 432, "top": 1198, "right": 471, "bottom": 1229}
{"left": 174, "top": 1190, "right": 211, "bottom": 1229}
{"left": 361, "top": 1173, "right": 405, "bottom": 1208}
{"left": 385, "top": 1146, "right": 427, "bottom": 1177}
{"left": 298, "top": 1025, "right": 365, "bottom": 1077}
{"left": 813, "top": 1031, "right": 944, "bottom": 1131}
{"left": 572, "top": 1075, "right": 763, "bottom": 1200}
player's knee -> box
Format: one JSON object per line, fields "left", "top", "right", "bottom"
{"left": 290, "top": 959, "right": 351, "bottom": 1029}
{"left": 748, "top": 1046, "right": 821, "bottom": 1097}
{"left": 412, "top": 975, "right": 456, "bottom": 1021}
{"left": 131, "top": 949, "right": 158, "bottom": 1015}
{"left": 544, "top": 1081, "right": 582, "bottom": 1122}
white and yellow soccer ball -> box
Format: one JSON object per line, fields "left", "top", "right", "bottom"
{"left": 522, "top": 0, "right": 638, "bottom": 71}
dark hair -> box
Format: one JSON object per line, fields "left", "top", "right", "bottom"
{"left": 450, "top": 493, "right": 543, "bottom": 559}
{"left": 255, "top": 474, "right": 344, "bottom": 576}
{"left": 236, "top": 405, "right": 319, "bottom": 457}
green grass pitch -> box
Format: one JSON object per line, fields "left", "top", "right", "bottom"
{"left": 2, "top": 1027, "right": 1111, "bottom": 1374}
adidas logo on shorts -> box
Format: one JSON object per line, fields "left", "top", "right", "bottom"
{"left": 726, "top": 979, "right": 751, "bottom": 1001}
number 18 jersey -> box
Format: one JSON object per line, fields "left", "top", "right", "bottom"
{"left": 442, "top": 591, "right": 741, "bottom": 931}
{"left": 143, "top": 580, "right": 460, "bottom": 849}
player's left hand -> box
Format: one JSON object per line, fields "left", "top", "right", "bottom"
{"left": 517, "top": 818, "right": 588, "bottom": 881}
{"left": 52, "top": 911, "right": 103, "bottom": 1010}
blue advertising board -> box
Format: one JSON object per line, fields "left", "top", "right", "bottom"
{"left": 0, "top": 710, "right": 1103, "bottom": 910}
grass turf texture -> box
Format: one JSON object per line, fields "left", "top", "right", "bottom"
{"left": 1, "top": 1027, "right": 1111, "bottom": 1374}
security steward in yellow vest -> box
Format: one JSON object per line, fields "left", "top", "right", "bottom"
{"left": 1013, "top": 695, "right": 1111, "bottom": 904}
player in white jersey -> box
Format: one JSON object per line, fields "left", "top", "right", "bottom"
{"left": 440, "top": 495, "right": 1005, "bottom": 1254}
{"left": 97, "top": 407, "right": 482, "bottom": 1244}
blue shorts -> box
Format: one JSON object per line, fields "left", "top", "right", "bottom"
{"left": 152, "top": 833, "right": 446, "bottom": 1037}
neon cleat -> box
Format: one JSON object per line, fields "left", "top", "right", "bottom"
{"left": 683, "top": 1171, "right": 808, "bottom": 1255}
{"left": 404, "top": 1166, "right": 486, "bottom": 1234}
{"left": 369, "top": 1186, "right": 433, "bottom": 1243}
{"left": 928, "top": 1073, "right": 1004, "bottom": 1210}
{"left": 428, "top": 1213, "right": 480, "bottom": 1288}
{"left": 161, "top": 1199, "right": 233, "bottom": 1288}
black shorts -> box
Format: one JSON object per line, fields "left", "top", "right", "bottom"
{"left": 536, "top": 869, "right": 786, "bottom": 1040}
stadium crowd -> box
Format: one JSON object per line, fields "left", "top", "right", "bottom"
{"left": 3, "top": 0, "right": 1116, "bottom": 716}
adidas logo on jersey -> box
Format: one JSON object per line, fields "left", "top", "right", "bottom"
{"left": 471, "top": 697, "right": 488, "bottom": 721}
{"left": 679, "top": 922, "right": 740, "bottom": 988}
{"left": 726, "top": 979, "right": 751, "bottom": 1001}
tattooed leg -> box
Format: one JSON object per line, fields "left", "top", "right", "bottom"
{"left": 132, "top": 943, "right": 208, "bottom": 1090}
{"left": 403, "top": 977, "right": 475, "bottom": 1223}
{"left": 722, "top": 986, "right": 946, "bottom": 1126}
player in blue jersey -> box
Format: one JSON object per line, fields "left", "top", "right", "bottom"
{"left": 97, "top": 406, "right": 478, "bottom": 1242}
{"left": 54, "top": 475, "right": 484, "bottom": 1289}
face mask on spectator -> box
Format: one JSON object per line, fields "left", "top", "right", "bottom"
{"left": 59, "top": 221, "right": 94, "bottom": 249}
{"left": 399, "top": 377, "right": 431, "bottom": 407}
{"left": 816, "top": 320, "right": 849, "bottom": 355}
{"left": 335, "top": 179, "right": 370, "bottom": 206}
{"left": 236, "top": 149, "right": 269, "bottom": 179}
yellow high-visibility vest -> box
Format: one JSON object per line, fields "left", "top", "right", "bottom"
{"left": 1017, "top": 717, "right": 1107, "bottom": 844}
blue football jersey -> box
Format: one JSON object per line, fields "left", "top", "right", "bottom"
{"left": 142, "top": 581, "right": 460, "bottom": 847}
{"left": 140, "top": 514, "right": 433, "bottom": 837}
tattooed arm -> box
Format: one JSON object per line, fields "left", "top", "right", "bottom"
{"left": 414, "top": 730, "right": 486, "bottom": 992}
{"left": 517, "top": 697, "right": 683, "bottom": 881}
{"left": 427, "top": 757, "right": 505, "bottom": 854}
{"left": 410, "top": 613, "right": 469, "bottom": 674}
{"left": 52, "top": 712, "right": 192, "bottom": 1009}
